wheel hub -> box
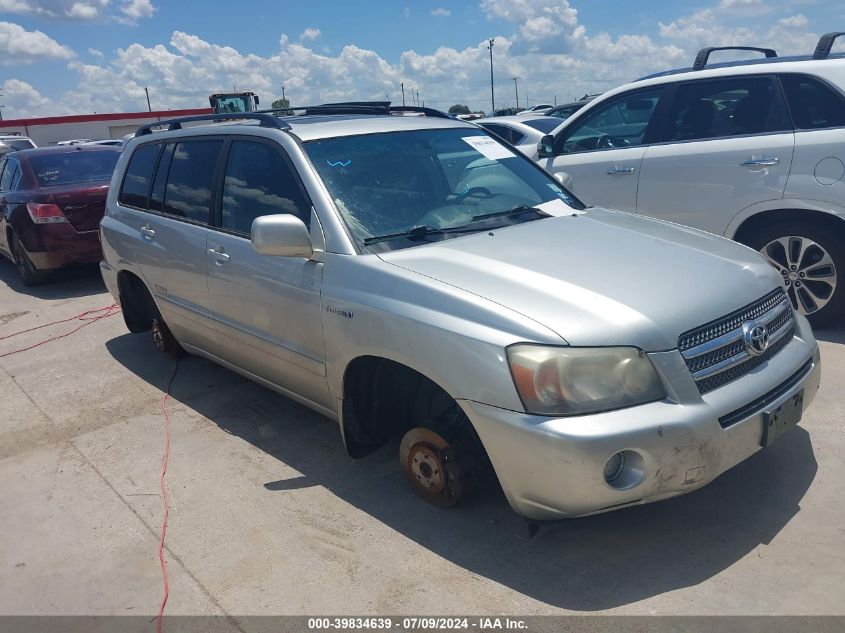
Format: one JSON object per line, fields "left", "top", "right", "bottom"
{"left": 409, "top": 445, "right": 444, "bottom": 493}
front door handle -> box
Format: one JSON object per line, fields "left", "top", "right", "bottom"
{"left": 140, "top": 226, "right": 155, "bottom": 239}
{"left": 208, "top": 246, "right": 230, "bottom": 265}
{"left": 740, "top": 157, "right": 780, "bottom": 167}
{"left": 606, "top": 166, "right": 636, "bottom": 175}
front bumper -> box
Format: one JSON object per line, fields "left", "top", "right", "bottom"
{"left": 460, "top": 317, "right": 821, "bottom": 520}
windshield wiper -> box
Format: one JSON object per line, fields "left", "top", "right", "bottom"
{"left": 363, "top": 224, "right": 483, "bottom": 246}
{"left": 471, "top": 205, "right": 547, "bottom": 222}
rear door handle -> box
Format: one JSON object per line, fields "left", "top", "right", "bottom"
{"left": 606, "top": 166, "right": 636, "bottom": 175}
{"left": 140, "top": 226, "right": 155, "bottom": 239}
{"left": 740, "top": 157, "right": 780, "bottom": 167}
{"left": 208, "top": 246, "right": 230, "bottom": 265}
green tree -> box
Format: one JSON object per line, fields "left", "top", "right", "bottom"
{"left": 271, "top": 97, "right": 292, "bottom": 114}
{"left": 448, "top": 104, "right": 471, "bottom": 115}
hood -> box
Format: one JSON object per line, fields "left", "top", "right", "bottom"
{"left": 378, "top": 208, "right": 781, "bottom": 351}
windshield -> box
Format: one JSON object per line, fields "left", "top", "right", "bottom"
{"left": 304, "top": 127, "right": 583, "bottom": 252}
{"left": 30, "top": 150, "right": 120, "bottom": 187}
{"left": 522, "top": 118, "right": 563, "bottom": 133}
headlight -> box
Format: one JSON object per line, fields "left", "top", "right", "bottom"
{"left": 507, "top": 345, "right": 666, "bottom": 416}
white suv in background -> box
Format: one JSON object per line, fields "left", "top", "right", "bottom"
{"left": 537, "top": 33, "right": 845, "bottom": 327}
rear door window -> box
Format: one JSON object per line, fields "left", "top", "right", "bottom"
{"left": 119, "top": 143, "right": 161, "bottom": 208}
{"left": 557, "top": 88, "right": 664, "bottom": 153}
{"left": 162, "top": 140, "right": 222, "bottom": 224}
{"left": 781, "top": 74, "right": 845, "bottom": 130}
{"left": 220, "top": 140, "right": 310, "bottom": 235}
{"left": 661, "top": 76, "right": 790, "bottom": 142}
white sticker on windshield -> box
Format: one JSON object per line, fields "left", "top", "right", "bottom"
{"left": 462, "top": 136, "right": 516, "bottom": 160}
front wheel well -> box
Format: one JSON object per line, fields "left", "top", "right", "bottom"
{"left": 341, "top": 356, "right": 483, "bottom": 459}
{"left": 117, "top": 270, "right": 159, "bottom": 333}
{"left": 733, "top": 209, "right": 845, "bottom": 245}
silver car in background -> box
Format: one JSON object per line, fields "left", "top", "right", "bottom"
{"left": 100, "top": 107, "right": 820, "bottom": 521}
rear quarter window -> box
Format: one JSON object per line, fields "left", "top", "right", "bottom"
{"left": 119, "top": 143, "right": 161, "bottom": 208}
{"left": 781, "top": 74, "right": 845, "bottom": 129}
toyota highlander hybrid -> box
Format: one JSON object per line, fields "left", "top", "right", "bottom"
{"left": 99, "top": 105, "right": 821, "bottom": 521}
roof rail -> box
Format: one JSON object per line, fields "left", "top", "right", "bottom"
{"left": 813, "top": 32, "right": 845, "bottom": 59}
{"left": 693, "top": 46, "right": 777, "bottom": 71}
{"left": 135, "top": 112, "right": 290, "bottom": 136}
{"left": 256, "top": 101, "right": 453, "bottom": 119}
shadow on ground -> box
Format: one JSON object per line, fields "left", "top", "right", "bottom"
{"left": 106, "top": 332, "right": 818, "bottom": 612}
{"left": 0, "top": 260, "right": 105, "bottom": 300}
{"left": 814, "top": 327, "right": 845, "bottom": 344}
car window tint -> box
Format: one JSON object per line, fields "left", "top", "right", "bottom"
{"left": 522, "top": 118, "right": 561, "bottom": 134}
{"left": 30, "top": 150, "right": 120, "bottom": 187}
{"left": 0, "top": 159, "right": 11, "bottom": 191}
{"left": 162, "top": 140, "right": 221, "bottom": 223}
{"left": 480, "top": 124, "right": 510, "bottom": 143}
{"left": 666, "top": 76, "right": 790, "bottom": 142}
{"left": 559, "top": 88, "right": 662, "bottom": 153}
{"left": 781, "top": 74, "right": 845, "bottom": 130}
{"left": 149, "top": 143, "right": 175, "bottom": 212}
{"left": 119, "top": 144, "right": 161, "bottom": 208}
{"left": 221, "top": 141, "right": 310, "bottom": 234}
{"left": 10, "top": 163, "right": 22, "bottom": 190}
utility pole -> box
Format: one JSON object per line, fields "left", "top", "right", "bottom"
{"left": 512, "top": 76, "right": 519, "bottom": 110}
{"left": 416, "top": 91, "right": 420, "bottom": 106}
{"left": 282, "top": 86, "right": 286, "bottom": 102}
{"left": 0, "top": 93, "right": 4, "bottom": 121}
{"left": 488, "top": 38, "right": 495, "bottom": 112}
{"left": 401, "top": 82, "right": 405, "bottom": 107}
{"left": 144, "top": 86, "right": 152, "bottom": 112}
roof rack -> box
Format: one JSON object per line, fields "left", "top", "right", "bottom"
{"left": 693, "top": 46, "right": 777, "bottom": 71}
{"left": 813, "top": 32, "right": 845, "bottom": 60}
{"left": 134, "top": 101, "right": 454, "bottom": 137}
{"left": 257, "top": 101, "right": 452, "bottom": 119}
{"left": 135, "top": 112, "right": 290, "bottom": 136}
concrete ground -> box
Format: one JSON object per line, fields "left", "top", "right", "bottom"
{"left": 1, "top": 261, "right": 843, "bottom": 619}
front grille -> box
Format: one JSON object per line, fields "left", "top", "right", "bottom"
{"left": 679, "top": 288, "right": 795, "bottom": 395}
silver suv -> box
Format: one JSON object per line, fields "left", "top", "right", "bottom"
{"left": 100, "top": 105, "right": 821, "bottom": 521}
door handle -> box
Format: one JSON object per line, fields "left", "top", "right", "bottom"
{"left": 606, "top": 166, "right": 636, "bottom": 175}
{"left": 140, "top": 226, "right": 155, "bottom": 239}
{"left": 208, "top": 246, "right": 230, "bottom": 265}
{"left": 740, "top": 157, "right": 780, "bottom": 167}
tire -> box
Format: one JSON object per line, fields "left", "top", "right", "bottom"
{"left": 10, "top": 233, "right": 47, "bottom": 287}
{"left": 744, "top": 220, "right": 844, "bottom": 328}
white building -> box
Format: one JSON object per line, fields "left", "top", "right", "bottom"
{"left": 0, "top": 108, "right": 212, "bottom": 146}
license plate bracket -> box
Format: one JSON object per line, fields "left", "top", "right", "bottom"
{"left": 761, "top": 389, "right": 804, "bottom": 448}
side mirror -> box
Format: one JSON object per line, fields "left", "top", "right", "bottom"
{"left": 251, "top": 214, "right": 313, "bottom": 258}
{"left": 537, "top": 135, "right": 555, "bottom": 159}
{"left": 553, "top": 172, "right": 573, "bottom": 189}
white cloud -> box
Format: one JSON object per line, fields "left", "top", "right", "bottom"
{"left": 0, "top": 1, "right": 829, "bottom": 118}
{"left": 0, "top": 0, "right": 112, "bottom": 19}
{"left": 717, "top": 0, "right": 771, "bottom": 15}
{"left": 300, "top": 27, "right": 320, "bottom": 41}
{"left": 0, "top": 79, "right": 53, "bottom": 117}
{"left": 88, "top": 46, "right": 103, "bottom": 57}
{"left": 0, "top": 20, "right": 75, "bottom": 64}
{"left": 430, "top": 8, "right": 450, "bottom": 17}
{"left": 0, "top": 0, "right": 154, "bottom": 20}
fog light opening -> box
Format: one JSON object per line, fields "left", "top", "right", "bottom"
{"left": 603, "top": 449, "right": 646, "bottom": 490}
{"left": 603, "top": 452, "right": 625, "bottom": 483}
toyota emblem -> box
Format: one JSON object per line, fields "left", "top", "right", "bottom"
{"left": 742, "top": 321, "right": 770, "bottom": 356}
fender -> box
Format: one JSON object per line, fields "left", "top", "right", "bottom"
{"left": 725, "top": 197, "right": 845, "bottom": 239}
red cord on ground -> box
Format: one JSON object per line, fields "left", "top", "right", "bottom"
{"left": 0, "top": 303, "right": 121, "bottom": 358}
{"left": 157, "top": 355, "right": 180, "bottom": 633}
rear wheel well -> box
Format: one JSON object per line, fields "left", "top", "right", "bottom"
{"left": 341, "top": 356, "right": 483, "bottom": 459}
{"left": 117, "top": 270, "right": 158, "bottom": 333}
{"left": 733, "top": 209, "right": 845, "bottom": 245}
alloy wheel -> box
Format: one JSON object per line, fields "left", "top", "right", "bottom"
{"left": 759, "top": 235, "right": 837, "bottom": 316}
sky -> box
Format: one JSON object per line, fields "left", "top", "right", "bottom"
{"left": 0, "top": 0, "right": 843, "bottom": 119}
